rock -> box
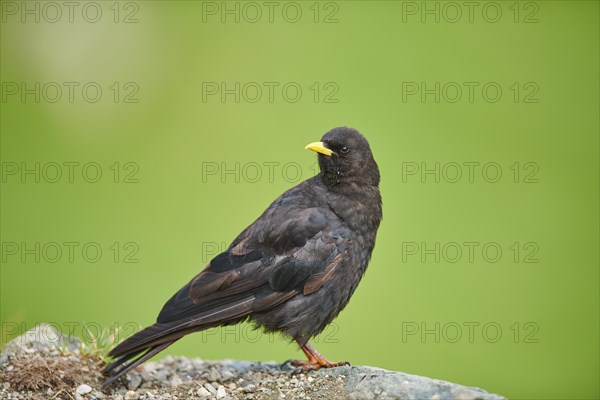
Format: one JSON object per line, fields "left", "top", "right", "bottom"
{"left": 315, "top": 365, "right": 505, "bottom": 400}
{"left": 124, "top": 390, "right": 138, "bottom": 400}
{"left": 169, "top": 375, "right": 182, "bottom": 387}
{"left": 0, "top": 323, "right": 81, "bottom": 366}
{"left": 0, "top": 324, "right": 506, "bottom": 400}
{"left": 243, "top": 383, "right": 257, "bottom": 393}
{"left": 92, "top": 390, "right": 106, "bottom": 399}
{"left": 204, "top": 382, "right": 217, "bottom": 394}
{"left": 127, "top": 374, "right": 142, "bottom": 390}
{"left": 207, "top": 366, "right": 221, "bottom": 381}
{"left": 76, "top": 384, "right": 93, "bottom": 395}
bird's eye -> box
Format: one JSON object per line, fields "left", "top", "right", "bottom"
{"left": 340, "top": 146, "right": 350, "bottom": 154}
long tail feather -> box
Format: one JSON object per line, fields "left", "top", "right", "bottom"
{"left": 102, "top": 296, "right": 257, "bottom": 389}
{"left": 101, "top": 341, "right": 175, "bottom": 389}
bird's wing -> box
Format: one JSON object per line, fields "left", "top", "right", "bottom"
{"left": 106, "top": 186, "right": 349, "bottom": 366}
{"left": 157, "top": 195, "right": 349, "bottom": 324}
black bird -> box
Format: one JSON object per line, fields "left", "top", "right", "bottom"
{"left": 102, "top": 127, "right": 382, "bottom": 388}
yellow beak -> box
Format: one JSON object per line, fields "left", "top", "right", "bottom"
{"left": 305, "top": 141, "right": 333, "bottom": 156}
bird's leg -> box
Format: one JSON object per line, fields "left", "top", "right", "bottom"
{"left": 289, "top": 340, "right": 350, "bottom": 371}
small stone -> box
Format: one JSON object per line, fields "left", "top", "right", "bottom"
{"left": 221, "top": 369, "right": 235, "bottom": 380}
{"left": 163, "top": 355, "right": 175, "bottom": 364}
{"left": 6, "top": 365, "right": 14, "bottom": 371}
{"left": 244, "top": 384, "right": 256, "bottom": 393}
{"left": 207, "top": 367, "right": 221, "bottom": 381}
{"left": 128, "top": 374, "right": 142, "bottom": 390}
{"left": 204, "top": 383, "right": 217, "bottom": 394}
{"left": 169, "top": 375, "right": 182, "bottom": 386}
{"left": 93, "top": 391, "right": 106, "bottom": 399}
{"left": 307, "top": 376, "right": 314, "bottom": 383}
{"left": 197, "top": 387, "right": 211, "bottom": 397}
{"left": 216, "top": 385, "right": 226, "bottom": 398}
{"left": 178, "top": 358, "right": 192, "bottom": 371}
{"left": 76, "top": 384, "right": 92, "bottom": 395}
{"left": 152, "top": 369, "right": 169, "bottom": 382}
{"left": 124, "top": 390, "right": 138, "bottom": 400}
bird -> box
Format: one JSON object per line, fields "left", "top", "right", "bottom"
{"left": 102, "top": 126, "right": 382, "bottom": 389}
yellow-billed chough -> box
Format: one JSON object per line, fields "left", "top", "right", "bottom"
{"left": 102, "top": 127, "right": 382, "bottom": 388}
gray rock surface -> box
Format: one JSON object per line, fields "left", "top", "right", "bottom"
{"left": 318, "top": 365, "right": 505, "bottom": 400}
{"left": 0, "top": 323, "right": 80, "bottom": 365}
{"left": 1, "top": 324, "right": 506, "bottom": 400}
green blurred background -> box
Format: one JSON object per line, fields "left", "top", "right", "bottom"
{"left": 1, "top": 1, "right": 598, "bottom": 399}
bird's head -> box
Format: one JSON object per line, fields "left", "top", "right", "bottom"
{"left": 305, "top": 127, "right": 380, "bottom": 187}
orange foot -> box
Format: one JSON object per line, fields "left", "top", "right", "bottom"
{"left": 288, "top": 341, "right": 350, "bottom": 371}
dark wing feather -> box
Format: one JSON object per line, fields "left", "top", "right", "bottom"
{"left": 157, "top": 199, "right": 349, "bottom": 324}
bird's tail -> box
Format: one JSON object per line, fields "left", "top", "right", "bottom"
{"left": 101, "top": 336, "right": 177, "bottom": 389}
{"left": 101, "top": 296, "right": 256, "bottom": 389}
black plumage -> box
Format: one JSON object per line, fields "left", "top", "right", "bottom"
{"left": 102, "top": 127, "right": 382, "bottom": 388}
